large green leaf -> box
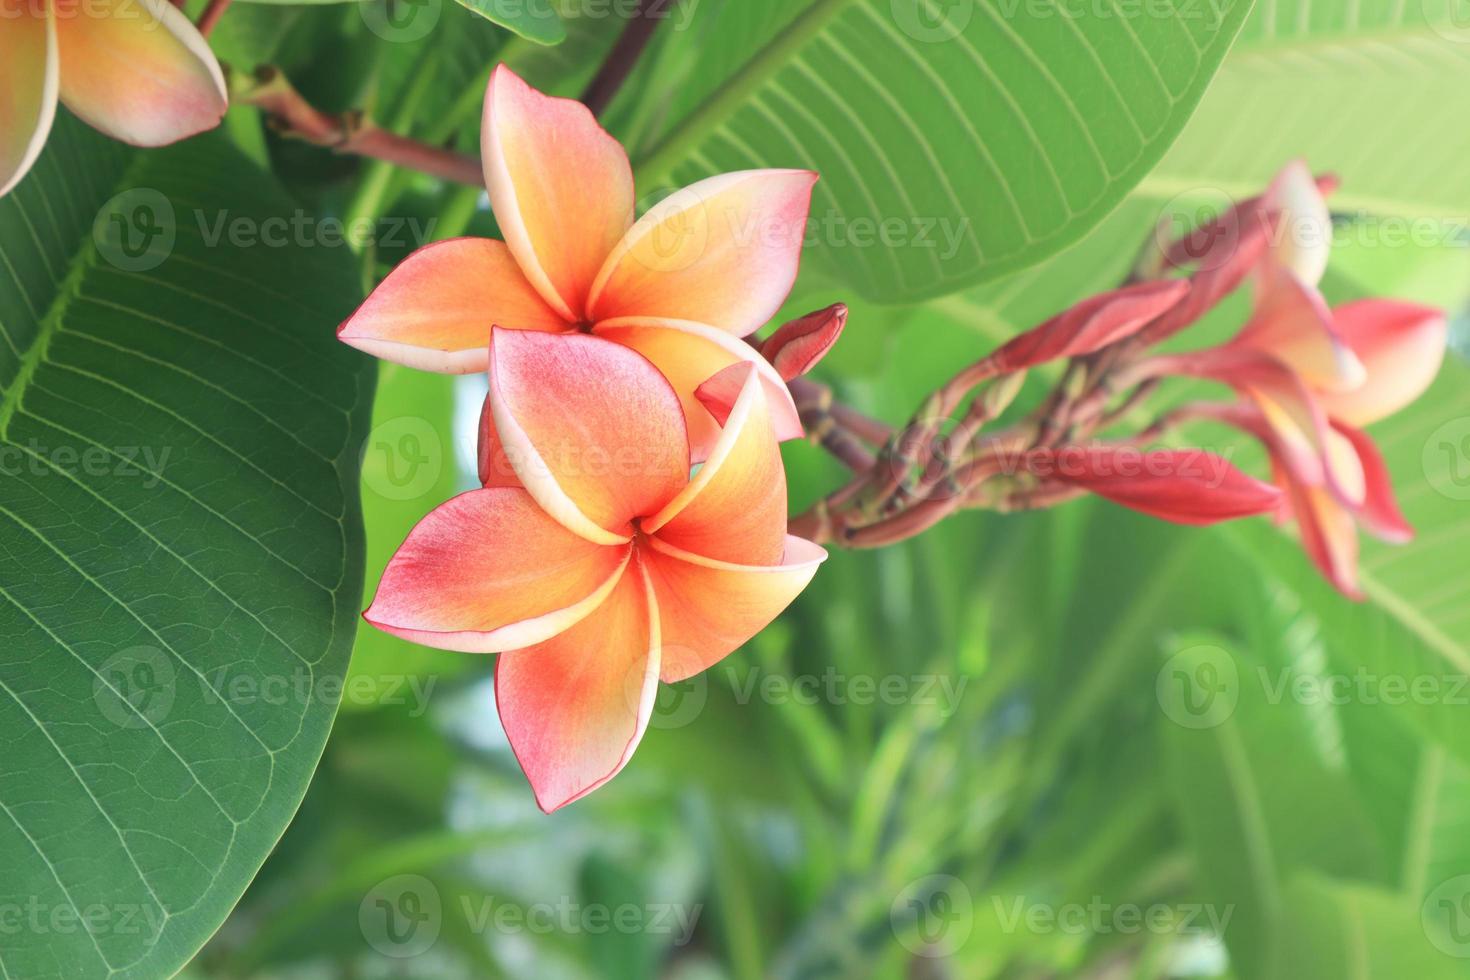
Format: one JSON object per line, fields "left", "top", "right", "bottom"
{"left": 1160, "top": 632, "right": 1381, "bottom": 977}
{"left": 1147, "top": 0, "right": 1470, "bottom": 216}
{"left": 630, "top": 0, "right": 1255, "bottom": 303}
{"left": 0, "top": 117, "right": 371, "bottom": 978}
{"left": 1275, "top": 873, "right": 1468, "bottom": 979}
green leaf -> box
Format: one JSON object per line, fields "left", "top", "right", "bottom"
{"left": 630, "top": 0, "right": 1254, "bottom": 303}
{"left": 0, "top": 117, "right": 371, "bottom": 978}
{"left": 454, "top": 0, "right": 565, "bottom": 45}
{"left": 1160, "top": 632, "right": 1381, "bottom": 978}
{"left": 1275, "top": 873, "right": 1467, "bottom": 980}
{"left": 1147, "top": 0, "right": 1470, "bottom": 217}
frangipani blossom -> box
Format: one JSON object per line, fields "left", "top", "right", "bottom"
{"left": 0, "top": 0, "right": 228, "bottom": 198}
{"left": 338, "top": 64, "right": 813, "bottom": 460}
{"left": 1148, "top": 279, "right": 1445, "bottom": 597}
{"left": 367, "top": 328, "right": 825, "bottom": 811}
{"left": 1142, "top": 161, "right": 1335, "bottom": 344}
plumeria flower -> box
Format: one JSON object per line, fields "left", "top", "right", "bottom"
{"left": 338, "top": 64, "right": 813, "bottom": 460}
{"left": 1, "top": 0, "right": 228, "bottom": 198}
{"left": 1141, "top": 260, "right": 1445, "bottom": 599}
{"left": 365, "top": 328, "right": 826, "bottom": 811}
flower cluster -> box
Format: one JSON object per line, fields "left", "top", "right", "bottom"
{"left": 795, "top": 163, "right": 1444, "bottom": 600}
{"left": 1133, "top": 163, "right": 1446, "bottom": 598}
{"left": 0, "top": 0, "right": 227, "bottom": 197}
{"left": 342, "top": 67, "right": 832, "bottom": 811}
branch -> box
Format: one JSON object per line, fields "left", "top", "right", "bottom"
{"left": 581, "top": 0, "right": 679, "bottom": 117}
{"left": 233, "top": 68, "right": 486, "bottom": 188}
{"left": 197, "top": 0, "right": 233, "bottom": 36}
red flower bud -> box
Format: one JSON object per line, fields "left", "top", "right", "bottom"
{"left": 1023, "top": 445, "right": 1282, "bottom": 526}
{"left": 760, "top": 303, "right": 848, "bottom": 380}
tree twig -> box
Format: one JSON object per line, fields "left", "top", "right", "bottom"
{"left": 234, "top": 68, "right": 486, "bottom": 187}
{"left": 581, "top": 0, "right": 679, "bottom": 117}
{"left": 197, "top": 0, "right": 233, "bottom": 36}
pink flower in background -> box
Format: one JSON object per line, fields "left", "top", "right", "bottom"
{"left": 338, "top": 64, "right": 815, "bottom": 460}
{"left": 365, "top": 329, "right": 825, "bottom": 811}
{"left": 0, "top": 0, "right": 228, "bottom": 197}
{"left": 1139, "top": 167, "right": 1447, "bottom": 597}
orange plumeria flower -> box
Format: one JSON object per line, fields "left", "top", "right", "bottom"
{"left": 0, "top": 0, "right": 227, "bottom": 197}
{"left": 365, "top": 328, "right": 826, "bottom": 811}
{"left": 338, "top": 64, "right": 814, "bottom": 460}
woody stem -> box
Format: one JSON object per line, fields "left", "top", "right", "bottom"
{"left": 233, "top": 68, "right": 486, "bottom": 187}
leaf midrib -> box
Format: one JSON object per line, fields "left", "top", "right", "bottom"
{"left": 632, "top": 0, "right": 859, "bottom": 186}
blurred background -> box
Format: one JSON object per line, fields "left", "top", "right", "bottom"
{"left": 178, "top": 0, "right": 1470, "bottom": 976}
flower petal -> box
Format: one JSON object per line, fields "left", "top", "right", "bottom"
{"left": 339, "top": 238, "right": 567, "bottom": 374}
{"left": 645, "top": 364, "right": 787, "bottom": 566}
{"left": 1155, "top": 348, "right": 1335, "bottom": 491}
{"left": 364, "top": 488, "right": 630, "bottom": 653}
{"left": 495, "top": 559, "right": 660, "bottom": 812}
{"left": 54, "top": 0, "right": 226, "bottom": 147}
{"left": 482, "top": 64, "right": 634, "bottom": 321}
{"left": 643, "top": 535, "right": 826, "bottom": 683}
{"left": 1282, "top": 476, "right": 1363, "bottom": 600}
{"left": 488, "top": 328, "right": 687, "bottom": 543}
{"left": 1231, "top": 266, "right": 1364, "bottom": 392}
{"left": 1261, "top": 159, "right": 1332, "bottom": 290}
{"left": 0, "top": 1, "right": 58, "bottom": 199}
{"left": 1333, "top": 421, "right": 1413, "bottom": 543}
{"left": 595, "top": 316, "right": 802, "bottom": 461}
{"left": 587, "top": 170, "right": 817, "bottom": 334}
{"left": 1317, "top": 300, "right": 1447, "bottom": 426}
{"left": 1025, "top": 446, "right": 1282, "bottom": 525}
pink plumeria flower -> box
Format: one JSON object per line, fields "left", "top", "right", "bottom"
{"left": 1149, "top": 279, "right": 1445, "bottom": 597}
{"left": 338, "top": 64, "right": 814, "bottom": 460}
{"left": 1, "top": 0, "right": 228, "bottom": 197}
{"left": 365, "top": 328, "right": 826, "bottom": 811}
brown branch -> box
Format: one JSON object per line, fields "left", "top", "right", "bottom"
{"left": 234, "top": 68, "right": 485, "bottom": 187}
{"left": 581, "top": 0, "right": 679, "bottom": 118}
{"left": 197, "top": 0, "right": 233, "bottom": 36}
